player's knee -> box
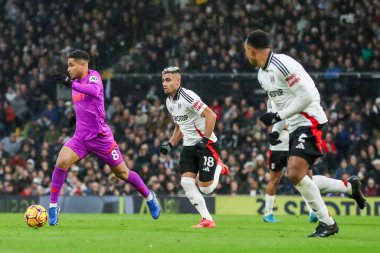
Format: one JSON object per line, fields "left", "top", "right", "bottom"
{"left": 180, "top": 177, "right": 196, "bottom": 191}
{"left": 112, "top": 166, "right": 129, "bottom": 181}
{"left": 199, "top": 185, "right": 214, "bottom": 194}
{"left": 286, "top": 166, "right": 300, "bottom": 185}
{"left": 56, "top": 159, "right": 72, "bottom": 170}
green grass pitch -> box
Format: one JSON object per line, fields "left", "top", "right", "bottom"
{"left": 0, "top": 214, "right": 379, "bottom": 253}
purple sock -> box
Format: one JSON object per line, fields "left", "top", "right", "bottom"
{"left": 50, "top": 166, "right": 68, "bottom": 204}
{"left": 127, "top": 170, "right": 150, "bottom": 198}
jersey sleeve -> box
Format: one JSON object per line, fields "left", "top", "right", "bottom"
{"left": 183, "top": 89, "right": 207, "bottom": 116}
{"left": 267, "top": 99, "right": 277, "bottom": 113}
{"left": 267, "top": 99, "right": 285, "bottom": 133}
{"left": 71, "top": 72, "right": 102, "bottom": 97}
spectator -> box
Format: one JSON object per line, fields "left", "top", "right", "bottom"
{"left": 0, "top": 0, "right": 379, "bottom": 197}
{"left": 1, "top": 132, "right": 22, "bottom": 156}
{"left": 364, "top": 177, "right": 378, "bottom": 197}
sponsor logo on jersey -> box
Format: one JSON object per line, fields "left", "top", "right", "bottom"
{"left": 73, "top": 93, "right": 86, "bottom": 102}
{"left": 266, "top": 89, "right": 283, "bottom": 97}
{"left": 169, "top": 106, "right": 174, "bottom": 113}
{"left": 173, "top": 115, "right": 188, "bottom": 122}
{"left": 193, "top": 100, "right": 204, "bottom": 111}
{"left": 285, "top": 73, "right": 300, "bottom": 87}
{"left": 89, "top": 76, "right": 99, "bottom": 83}
{"left": 296, "top": 143, "right": 305, "bottom": 149}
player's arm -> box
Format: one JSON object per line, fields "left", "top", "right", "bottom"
{"left": 271, "top": 119, "right": 285, "bottom": 133}
{"left": 193, "top": 106, "right": 216, "bottom": 150}
{"left": 186, "top": 91, "right": 216, "bottom": 138}
{"left": 169, "top": 123, "right": 183, "bottom": 146}
{"left": 71, "top": 76, "right": 102, "bottom": 97}
{"left": 276, "top": 84, "right": 313, "bottom": 119}
{"left": 52, "top": 73, "right": 101, "bottom": 97}
{"left": 160, "top": 123, "right": 183, "bottom": 155}
{"left": 200, "top": 107, "right": 217, "bottom": 139}
{"left": 266, "top": 99, "right": 285, "bottom": 145}
{"left": 260, "top": 58, "right": 314, "bottom": 126}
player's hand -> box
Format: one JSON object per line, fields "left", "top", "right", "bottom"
{"left": 259, "top": 112, "right": 281, "bottom": 126}
{"left": 160, "top": 142, "right": 173, "bottom": 155}
{"left": 268, "top": 131, "right": 282, "bottom": 146}
{"left": 52, "top": 72, "right": 72, "bottom": 88}
{"left": 195, "top": 137, "right": 209, "bottom": 151}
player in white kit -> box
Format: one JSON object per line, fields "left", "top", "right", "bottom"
{"left": 263, "top": 99, "right": 366, "bottom": 223}
{"left": 245, "top": 30, "right": 365, "bottom": 237}
{"left": 159, "top": 67, "right": 229, "bottom": 228}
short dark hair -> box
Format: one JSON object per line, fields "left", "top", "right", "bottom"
{"left": 246, "top": 30, "right": 271, "bottom": 49}
{"left": 68, "top": 50, "right": 90, "bottom": 61}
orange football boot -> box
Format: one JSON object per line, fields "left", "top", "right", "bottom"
{"left": 192, "top": 218, "right": 216, "bottom": 228}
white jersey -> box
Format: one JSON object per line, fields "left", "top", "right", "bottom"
{"left": 258, "top": 52, "right": 327, "bottom": 133}
{"left": 267, "top": 99, "right": 289, "bottom": 151}
{"left": 166, "top": 87, "right": 217, "bottom": 146}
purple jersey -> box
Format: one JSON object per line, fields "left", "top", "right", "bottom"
{"left": 71, "top": 69, "right": 110, "bottom": 140}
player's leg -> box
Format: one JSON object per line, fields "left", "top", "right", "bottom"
{"left": 89, "top": 132, "right": 160, "bottom": 219}
{"left": 312, "top": 174, "right": 366, "bottom": 209}
{"left": 181, "top": 173, "right": 215, "bottom": 228}
{"left": 263, "top": 150, "right": 287, "bottom": 222}
{"left": 288, "top": 125, "right": 338, "bottom": 237}
{"left": 288, "top": 156, "right": 338, "bottom": 237}
{"left": 264, "top": 170, "right": 281, "bottom": 222}
{"left": 180, "top": 146, "right": 215, "bottom": 228}
{"left": 198, "top": 143, "right": 226, "bottom": 194}
{"left": 110, "top": 162, "right": 160, "bottom": 219}
{"left": 305, "top": 170, "right": 318, "bottom": 223}
{"left": 49, "top": 140, "right": 84, "bottom": 225}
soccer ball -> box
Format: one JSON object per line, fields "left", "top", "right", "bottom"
{"left": 24, "top": 205, "right": 48, "bottom": 228}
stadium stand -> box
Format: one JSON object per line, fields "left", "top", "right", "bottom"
{"left": 0, "top": 0, "right": 379, "bottom": 196}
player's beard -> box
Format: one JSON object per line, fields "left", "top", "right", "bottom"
{"left": 249, "top": 58, "right": 258, "bottom": 67}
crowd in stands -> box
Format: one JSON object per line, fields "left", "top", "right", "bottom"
{"left": 1, "top": 0, "right": 380, "bottom": 197}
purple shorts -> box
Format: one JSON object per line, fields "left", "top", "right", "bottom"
{"left": 65, "top": 131, "right": 124, "bottom": 167}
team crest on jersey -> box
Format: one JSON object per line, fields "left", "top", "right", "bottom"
{"left": 178, "top": 103, "right": 182, "bottom": 109}
{"left": 89, "top": 76, "right": 99, "bottom": 83}
{"left": 270, "top": 75, "right": 275, "bottom": 84}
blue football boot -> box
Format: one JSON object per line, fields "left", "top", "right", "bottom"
{"left": 309, "top": 211, "right": 318, "bottom": 223}
{"left": 263, "top": 213, "right": 279, "bottom": 223}
{"left": 146, "top": 191, "right": 160, "bottom": 219}
{"left": 48, "top": 206, "right": 60, "bottom": 226}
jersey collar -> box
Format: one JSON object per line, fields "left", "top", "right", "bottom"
{"left": 262, "top": 51, "right": 273, "bottom": 71}
{"left": 171, "top": 87, "right": 182, "bottom": 101}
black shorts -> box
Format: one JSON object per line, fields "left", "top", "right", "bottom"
{"left": 289, "top": 123, "right": 327, "bottom": 166}
{"left": 269, "top": 150, "right": 288, "bottom": 172}
{"left": 179, "top": 143, "right": 220, "bottom": 182}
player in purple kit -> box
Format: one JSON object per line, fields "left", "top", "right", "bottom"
{"left": 49, "top": 50, "right": 160, "bottom": 225}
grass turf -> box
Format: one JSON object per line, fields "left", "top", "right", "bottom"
{"left": 0, "top": 213, "right": 379, "bottom": 253}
